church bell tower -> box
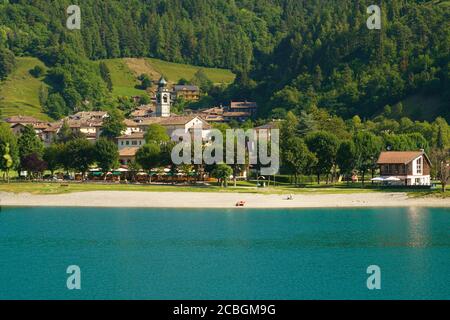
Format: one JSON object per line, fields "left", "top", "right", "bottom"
{"left": 156, "top": 76, "right": 171, "bottom": 117}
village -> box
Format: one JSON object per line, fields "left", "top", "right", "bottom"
{"left": 2, "top": 75, "right": 439, "bottom": 189}
{"left": 3, "top": 77, "right": 274, "bottom": 184}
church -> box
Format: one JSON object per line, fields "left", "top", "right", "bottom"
{"left": 155, "top": 76, "right": 171, "bottom": 117}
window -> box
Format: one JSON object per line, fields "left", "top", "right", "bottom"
{"left": 132, "top": 141, "right": 137, "bottom": 146}
{"left": 416, "top": 158, "right": 422, "bottom": 175}
{"left": 126, "top": 141, "right": 129, "bottom": 145}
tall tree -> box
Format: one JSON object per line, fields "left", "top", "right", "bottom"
{"left": 354, "top": 132, "right": 383, "bottom": 186}
{"left": 95, "top": 138, "right": 119, "bottom": 179}
{"left": 64, "top": 138, "right": 95, "bottom": 180}
{"left": 101, "top": 109, "right": 126, "bottom": 140}
{"left": 336, "top": 140, "right": 357, "bottom": 184}
{"left": 0, "top": 122, "right": 19, "bottom": 182}
{"left": 17, "top": 125, "right": 44, "bottom": 175}
{"left": 305, "top": 131, "right": 339, "bottom": 184}
{"left": 136, "top": 143, "right": 161, "bottom": 183}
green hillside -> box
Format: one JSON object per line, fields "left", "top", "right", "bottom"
{"left": 0, "top": 57, "right": 51, "bottom": 121}
{"left": 146, "top": 58, "right": 235, "bottom": 85}
{"left": 99, "top": 59, "right": 146, "bottom": 97}
{"left": 100, "top": 57, "right": 235, "bottom": 97}
{"left": 1, "top": 57, "right": 235, "bottom": 119}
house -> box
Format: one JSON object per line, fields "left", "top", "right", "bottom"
{"left": 66, "top": 119, "right": 103, "bottom": 142}
{"left": 136, "top": 116, "right": 211, "bottom": 140}
{"left": 199, "top": 107, "right": 225, "bottom": 123}
{"left": 131, "top": 105, "right": 155, "bottom": 119}
{"left": 4, "top": 116, "right": 43, "bottom": 126}
{"left": 172, "top": 85, "right": 200, "bottom": 102}
{"left": 119, "top": 147, "right": 139, "bottom": 165}
{"left": 123, "top": 119, "right": 141, "bottom": 135}
{"left": 5, "top": 116, "right": 48, "bottom": 135}
{"left": 228, "top": 101, "right": 258, "bottom": 117}
{"left": 377, "top": 151, "right": 432, "bottom": 186}
{"left": 42, "top": 123, "right": 62, "bottom": 145}
{"left": 70, "top": 111, "right": 108, "bottom": 121}
{"left": 117, "top": 132, "right": 145, "bottom": 150}
{"left": 223, "top": 111, "right": 252, "bottom": 122}
{"left": 159, "top": 116, "right": 211, "bottom": 138}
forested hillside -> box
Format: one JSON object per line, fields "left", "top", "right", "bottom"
{"left": 0, "top": 0, "right": 449, "bottom": 120}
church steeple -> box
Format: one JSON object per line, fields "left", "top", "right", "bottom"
{"left": 156, "top": 76, "right": 171, "bottom": 117}
{"left": 158, "top": 76, "right": 167, "bottom": 88}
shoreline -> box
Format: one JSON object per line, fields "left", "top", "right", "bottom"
{"left": 1, "top": 191, "right": 449, "bottom": 209}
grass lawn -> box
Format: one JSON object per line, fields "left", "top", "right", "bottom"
{"left": 146, "top": 58, "right": 235, "bottom": 85}
{"left": 0, "top": 180, "right": 447, "bottom": 197}
{"left": 98, "top": 59, "right": 147, "bottom": 97}
{"left": 97, "top": 57, "right": 235, "bottom": 98}
{"left": 0, "top": 57, "right": 51, "bottom": 121}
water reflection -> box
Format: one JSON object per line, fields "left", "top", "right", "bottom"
{"left": 406, "top": 207, "right": 430, "bottom": 248}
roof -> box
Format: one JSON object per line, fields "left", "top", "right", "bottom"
{"left": 223, "top": 111, "right": 251, "bottom": 117}
{"left": 43, "top": 123, "right": 61, "bottom": 133}
{"left": 173, "top": 85, "right": 199, "bottom": 92}
{"left": 5, "top": 116, "right": 43, "bottom": 124}
{"left": 158, "top": 76, "right": 167, "bottom": 86}
{"left": 117, "top": 132, "right": 145, "bottom": 139}
{"left": 123, "top": 119, "right": 139, "bottom": 127}
{"left": 65, "top": 119, "right": 103, "bottom": 128}
{"left": 119, "top": 147, "right": 139, "bottom": 157}
{"left": 71, "top": 111, "right": 107, "bottom": 119}
{"left": 377, "top": 151, "right": 431, "bottom": 165}
{"left": 230, "top": 101, "right": 258, "bottom": 109}
{"left": 201, "top": 107, "right": 224, "bottom": 115}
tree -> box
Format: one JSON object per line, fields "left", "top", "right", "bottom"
{"left": 101, "top": 109, "right": 126, "bottom": 140}
{"left": 18, "top": 125, "right": 44, "bottom": 174}
{"left": 136, "top": 143, "right": 161, "bottom": 183}
{"left": 139, "top": 74, "right": 152, "bottom": 90}
{"left": 99, "top": 62, "right": 113, "bottom": 92}
{"left": 190, "top": 69, "right": 212, "bottom": 92}
{"left": 64, "top": 138, "right": 95, "bottom": 180}
{"left": 2, "top": 143, "right": 14, "bottom": 182}
{"left": 438, "top": 155, "right": 450, "bottom": 192}
{"left": 30, "top": 65, "right": 45, "bottom": 78}
{"left": 305, "top": 131, "right": 339, "bottom": 184}
{"left": 95, "top": 138, "right": 119, "bottom": 179}
{"left": 0, "top": 47, "right": 15, "bottom": 80}
{"left": 45, "top": 93, "right": 68, "bottom": 119}
{"left": 43, "top": 144, "right": 63, "bottom": 175}
{"left": 21, "top": 153, "right": 47, "bottom": 179}
{"left": 144, "top": 124, "right": 170, "bottom": 144}
{"left": 336, "top": 140, "right": 357, "bottom": 184}
{"left": 354, "top": 132, "right": 383, "bottom": 186}
{"left": 0, "top": 122, "right": 19, "bottom": 182}
{"left": 127, "top": 160, "right": 141, "bottom": 182}
{"left": 211, "top": 164, "right": 233, "bottom": 187}
{"left": 57, "top": 120, "right": 73, "bottom": 143}
{"left": 140, "top": 94, "right": 151, "bottom": 105}
{"left": 282, "top": 137, "right": 317, "bottom": 186}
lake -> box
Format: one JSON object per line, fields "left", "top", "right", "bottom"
{"left": 0, "top": 206, "right": 449, "bottom": 300}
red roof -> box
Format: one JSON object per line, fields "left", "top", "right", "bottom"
{"left": 377, "top": 151, "right": 430, "bottom": 165}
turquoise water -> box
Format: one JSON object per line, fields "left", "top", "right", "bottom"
{"left": 0, "top": 206, "right": 449, "bottom": 300}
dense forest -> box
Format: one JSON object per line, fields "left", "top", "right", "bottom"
{"left": 0, "top": 0, "right": 449, "bottom": 120}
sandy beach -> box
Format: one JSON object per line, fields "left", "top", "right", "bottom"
{"left": 0, "top": 191, "right": 448, "bottom": 208}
